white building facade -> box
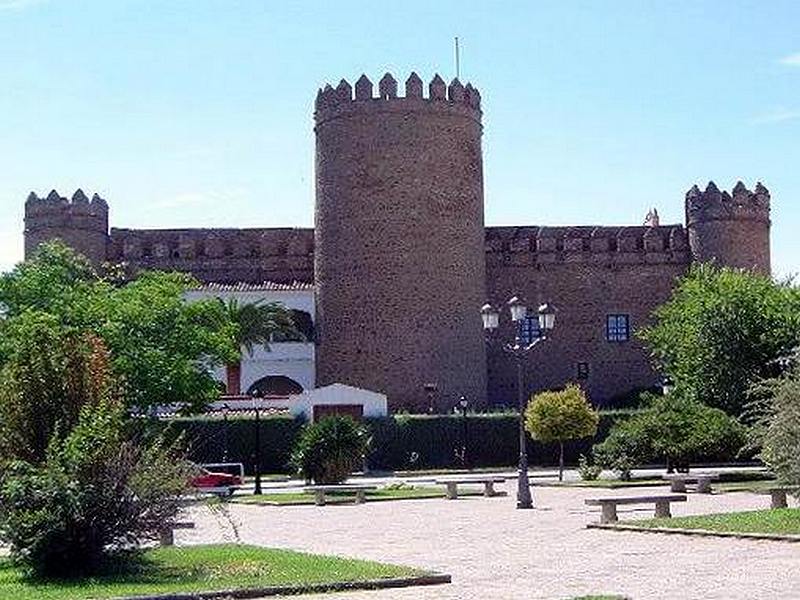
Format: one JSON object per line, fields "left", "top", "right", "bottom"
{"left": 183, "top": 282, "right": 315, "bottom": 395}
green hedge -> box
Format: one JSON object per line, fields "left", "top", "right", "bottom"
{"left": 157, "top": 411, "right": 634, "bottom": 474}
{"left": 160, "top": 415, "right": 304, "bottom": 475}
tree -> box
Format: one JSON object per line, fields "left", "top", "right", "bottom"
{"left": 525, "top": 384, "right": 599, "bottom": 481}
{"left": 0, "top": 330, "right": 191, "bottom": 576}
{"left": 593, "top": 393, "right": 747, "bottom": 477}
{"left": 639, "top": 264, "right": 800, "bottom": 416}
{"left": 0, "top": 241, "right": 238, "bottom": 412}
{"left": 98, "top": 271, "right": 237, "bottom": 411}
{"left": 219, "top": 298, "right": 301, "bottom": 395}
{"left": 750, "top": 351, "right": 800, "bottom": 488}
{"left": 0, "top": 317, "right": 113, "bottom": 465}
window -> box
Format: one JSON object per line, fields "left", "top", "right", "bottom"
{"left": 577, "top": 362, "right": 590, "bottom": 380}
{"left": 606, "top": 314, "right": 630, "bottom": 342}
{"left": 519, "top": 311, "right": 541, "bottom": 345}
{"left": 246, "top": 375, "right": 304, "bottom": 397}
{"left": 272, "top": 310, "right": 314, "bottom": 342}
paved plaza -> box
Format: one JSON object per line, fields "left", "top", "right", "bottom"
{"left": 184, "top": 484, "right": 800, "bottom": 600}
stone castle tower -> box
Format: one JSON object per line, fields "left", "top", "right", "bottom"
{"left": 313, "top": 73, "right": 488, "bottom": 410}
{"left": 24, "top": 189, "right": 109, "bottom": 263}
{"left": 685, "top": 181, "right": 771, "bottom": 274}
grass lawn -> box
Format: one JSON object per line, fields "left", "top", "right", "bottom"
{"left": 633, "top": 508, "right": 800, "bottom": 535}
{"left": 0, "top": 544, "right": 425, "bottom": 600}
{"left": 543, "top": 479, "right": 663, "bottom": 489}
{"left": 233, "top": 485, "right": 486, "bottom": 505}
{"left": 717, "top": 479, "right": 778, "bottom": 493}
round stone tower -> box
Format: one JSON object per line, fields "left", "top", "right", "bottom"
{"left": 685, "top": 181, "right": 771, "bottom": 274}
{"left": 24, "top": 189, "right": 109, "bottom": 263}
{"left": 314, "top": 72, "right": 487, "bottom": 411}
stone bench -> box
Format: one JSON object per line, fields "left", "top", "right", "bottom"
{"left": 662, "top": 473, "right": 719, "bottom": 494}
{"left": 762, "top": 487, "right": 798, "bottom": 509}
{"left": 585, "top": 494, "right": 687, "bottom": 524}
{"left": 303, "top": 484, "right": 378, "bottom": 506}
{"left": 434, "top": 477, "right": 506, "bottom": 500}
{"left": 159, "top": 521, "right": 195, "bottom": 546}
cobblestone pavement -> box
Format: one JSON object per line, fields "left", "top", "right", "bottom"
{"left": 183, "top": 485, "right": 800, "bottom": 600}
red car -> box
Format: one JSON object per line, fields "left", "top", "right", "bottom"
{"left": 190, "top": 463, "right": 244, "bottom": 496}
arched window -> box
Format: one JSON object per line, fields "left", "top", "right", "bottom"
{"left": 272, "top": 310, "right": 314, "bottom": 342}
{"left": 247, "top": 375, "right": 304, "bottom": 397}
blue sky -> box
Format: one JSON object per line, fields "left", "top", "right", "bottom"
{"left": 1, "top": 1, "right": 798, "bottom": 275}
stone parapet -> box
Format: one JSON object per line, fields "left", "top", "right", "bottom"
{"left": 314, "top": 72, "right": 481, "bottom": 127}
{"left": 685, "top": 181, "right": 770, "bottom": 225}
{"left": 485, "top": 225, "right": 692, "bottom": 266}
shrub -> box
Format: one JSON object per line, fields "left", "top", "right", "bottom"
{"left": 0, "top": 399, "right": 190, "bottom": 577}
{"left": 593, "top": 392, "right": 747, "bottom": 476}
{"left": 525, "top": 384, "right": 599, "bottom": 480}
{"left": 577, "top": 454, "right": 602, "bottom": 481}
{"left": 750, "top": 351, "right": 800, "bottom": 488}
{"left": 290, "top": 416, "right": 370, "bottom": 484}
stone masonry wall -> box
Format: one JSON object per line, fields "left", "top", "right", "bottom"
{"left": 106, "top": 227, "right": 314, "bottom": 284}
{"left": 485, "top": 224, "right": 691, "bottom": 405}
{"left": 314, "top": 73, "right": 488, "bottom": 411}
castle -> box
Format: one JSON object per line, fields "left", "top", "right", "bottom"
{"left": 23, "top": 72, "right": 772, "bottom": 412}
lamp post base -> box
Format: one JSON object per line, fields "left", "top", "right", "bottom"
{"left": 516, "top": 500, "right": 534, "bottom": 510}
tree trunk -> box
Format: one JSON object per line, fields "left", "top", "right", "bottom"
{"left": 559, "top": 441, "right": 565, "bottom": 482}
{"left": 226, "top": 361, "right": 241, "bottom": 395}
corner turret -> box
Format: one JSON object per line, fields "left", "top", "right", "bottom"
{"left": 24, "top": 189, "right": 109, "bottom": 263}
{"left": 685, "top": 181, "right": 770, "bottom": 274}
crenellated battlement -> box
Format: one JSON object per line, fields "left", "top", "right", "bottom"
{"left": 685, "top": 181, "right": 770, "bottom": 225}
{"left": 25, "top": 189, "right": 108, "bottom": 232}
{"left": 107, "top": 227, "right": 314, "bottom": 262}
{"left": 25, "top": 189, "right": 108, "bottom": 216}
{"left": 314, "top": 72, "right": 482, "bottom": 125}
{"left": 485, "top": 224, "right": 691, "bottom": 266}
{"left": 24, "top": 189, "right": 109, "bottom": 262}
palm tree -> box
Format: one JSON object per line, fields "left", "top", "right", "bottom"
{"left": 220, "top": 298, "right": 302, "bottom": 395}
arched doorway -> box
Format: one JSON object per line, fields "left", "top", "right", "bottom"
{"left": 246, "top": 375, "right": 304, "bottom": 397}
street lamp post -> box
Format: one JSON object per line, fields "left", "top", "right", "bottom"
{"left": 481, "top": 298, "right": 556, "bottom": 509}
{"left": 458, "top": 395, "right": 469, "bottom": 468}
{"left": 222, "top": 403, "right": 230, "bottom": 463}
{"left": 250, "top": 390, "right": 263, "bottom": 495}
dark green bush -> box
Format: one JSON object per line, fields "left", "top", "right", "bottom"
{"left": 365, "top": 412, "right": 625, "bottom": 471}
{"left": 163, "top": 407, "right": 750, "bottom": 474}
{"left": 290, "top": 416, "right": 370, "bottom": 484}
{"left": 593, "top": 393, "right": 747, "bottom": 475}
{"left": 161, "top": 414, "right": 304, "bottom": 475}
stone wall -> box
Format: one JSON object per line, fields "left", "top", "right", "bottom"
{"left": 485, "top": 224, "right": 691, "bottom": 405}
{"left": 106, "top": 227, "right": 314, "bottom": 284}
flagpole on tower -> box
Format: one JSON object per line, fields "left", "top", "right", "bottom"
{"left": 455, "top": 36, "right": 460, "bottom": 79}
